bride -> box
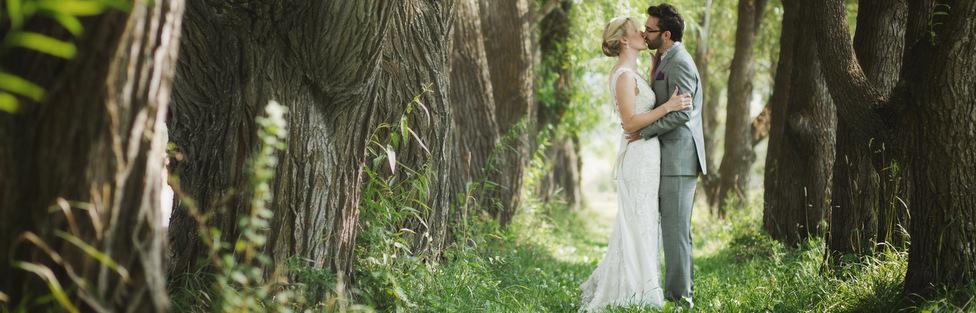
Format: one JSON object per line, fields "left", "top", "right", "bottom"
{"left": 579, "top": 16, "right": 691, "bottom": 312}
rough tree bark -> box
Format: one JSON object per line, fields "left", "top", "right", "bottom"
{"left": 0, "top": 0, "right": 183, "bottom": 311}
{"left": 167, "top": 1, "right": 456, "bottom": 283}
{"left": 378, "top": 1, "right": 458, "bottom": 259}
{"left": 450, "top": 0, "right": 501, "bottom": 222}
{"left": 717, "top": 0, "right": 767, "bottom": 214}
{"left": 812, "top": 0, "right": 976, "bottom": 295}
{"left": 480, "top": 0, "right": 536, "bottom": 226}
{"left": 827, "top": 0, "right": 907, "bottom": 259}
{"left": 762, "top": 0, "right": 836, "bottom": 246}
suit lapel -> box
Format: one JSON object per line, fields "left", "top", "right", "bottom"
{"left": 654, "top": 44, "right": 680, "bottom": 83}
{"left": 651, "top": 43, "right": 684, "bottom": 107}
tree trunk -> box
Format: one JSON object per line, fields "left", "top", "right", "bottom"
{"left": 701, "top": 86, "right": 722, "bottom": 212}
{"left": 378, "top": 1, "right": 458, "bottom": 259}
{"left": 717, "top": 0, "right": 767, "bottom": 214}
{"left": 480, "top": 0, "right": 536, "bottom": 226}
{"left": 450, "top": 0, "right": 501, "bottom": 222}
{"left": 874, "top": 0, "right": 935, "bottom": 253}
{"left": 826, "top": 0, "right": 907, "bottom": 259}
{"left": 696, "top": 0, "right": 723, "bottom": 213}
{"left": 762, "top": 0, "right": 836, "bottom": 246}
{"left": 535, "top": 1, "right": 581, "bottom": 210}
{"left": 0, "top": 1, "right": 183, "bottom": 311}
{"left": 535, "top": 135, "right": 581, "bottom": 208}
{"left": 899, "top": 0, "right": 976, "bottom": 294}
{"left": 168, "top": 1, "right": 456, "bottom": 283}
{"left": 812, "top": 0, "right": 976, "bottom": 295}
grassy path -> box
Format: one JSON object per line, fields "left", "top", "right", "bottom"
{"left": 359, "top": 194, "right": 974, "bottom": 312}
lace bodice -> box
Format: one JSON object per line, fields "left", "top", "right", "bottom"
{"left": 609, "top": 67, "right": 656, "bottom": 117}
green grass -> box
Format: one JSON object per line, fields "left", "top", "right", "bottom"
{"left": 168, "top": 188, "right": 975, "bottom": 312}
{"left": 164, "top": 110, "right": 974, "bottom": 312}
{"left": 353, "top": 198, "right": 601, "bottom": 312}
{"left": 353, "top": 191, "right": 975, "bottom": 313}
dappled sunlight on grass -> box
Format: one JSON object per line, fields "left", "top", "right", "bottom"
{"left": 349, "top": 158, "right": 974, "bottom": 313}
{"left": 350, "top": 188, "right": 975, "bottom": 312}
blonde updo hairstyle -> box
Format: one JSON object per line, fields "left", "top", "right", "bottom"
{"left": 601, "top": 16, "right": 641, "bottom": 57}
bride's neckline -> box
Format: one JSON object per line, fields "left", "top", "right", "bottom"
{"left": 613, "top": 66, "right": 645, "bottom": 81}
{"left": 614, "top": 65, "right": 637, "bottom": 73}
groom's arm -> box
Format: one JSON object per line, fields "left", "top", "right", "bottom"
{"left": 639, "top": 60, "right": 699, "bottom": 140}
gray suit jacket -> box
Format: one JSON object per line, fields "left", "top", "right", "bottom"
{"left": 639, "top": 43, "right": 707, "bottom": 176}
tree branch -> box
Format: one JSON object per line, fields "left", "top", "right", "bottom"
{"left": 811, "top": 0, "right": 888, "bottom": 142}
{"left": 752, "top": 0, "right": 768, "bottom": 31}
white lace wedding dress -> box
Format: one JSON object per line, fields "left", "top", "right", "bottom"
{"left": 579, "top": 67, "right": 664, "bottom": 312}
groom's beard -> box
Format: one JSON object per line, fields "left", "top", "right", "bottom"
{"left": 645, "top": 34, "right": 664, "bottom": 50}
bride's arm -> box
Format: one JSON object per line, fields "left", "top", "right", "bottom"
{"left": 616, "top": 74, "right": 691, "bottom": 133}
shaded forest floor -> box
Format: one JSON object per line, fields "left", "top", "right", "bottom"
{"left": 352, "top": 191, "right": 976, "bottom": 312}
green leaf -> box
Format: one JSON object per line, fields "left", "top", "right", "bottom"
{"left": 6, "top": 0, "right": 26, "bottom": 29}
{"left": 54, "top": 230, "right": 131, "bottom": 282}
{"left": 11, "top": 262, "right": 79, "bottom": 313}
{"left": 385, "top": 144, "right": 397, "bottom": 174}
{"left": 101, "top": 0, "right": 133, "bottom": 12}
{"left": 406, "top": 127, "right": 430, "bottom": 155}
{"left": 0, "top": 92, "right": 20, "bottom": 112}
{"left": 0, "top": 72, "right": 44, "bottom": 101}
{"left": 40, "top": 9, "right": 85, "bottom": 36}
{"left": 5, "top": 31, "right": 77, "bottom": 58}
{"left": 231, "top": 271, "right": 249, "bottom": 285}
{"left": 36, "top": 0, "right": 106, "bottom": 16}
{"left": 400, "top": 114, "right": 409, "bottom": 138}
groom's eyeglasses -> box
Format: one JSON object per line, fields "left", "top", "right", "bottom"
{"left": 644, "top": 26, "right": 664, "bottom": 34}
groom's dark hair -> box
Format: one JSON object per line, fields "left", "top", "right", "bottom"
{"left": 647, "top": 3, "right": 684, "bottom": 42}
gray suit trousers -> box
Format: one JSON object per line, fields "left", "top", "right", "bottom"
{"left": 660, "top": 175, "right": 697, "bottom": 306}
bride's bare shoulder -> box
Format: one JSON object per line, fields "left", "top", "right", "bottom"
{"left": 610, "top": 67, "right": 634, "bottom": 80}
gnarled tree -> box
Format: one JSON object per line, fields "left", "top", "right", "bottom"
{"left": 167, "top": 1, "right": 457, "bottom": 284}
{"left": 812, "top": 0, "right": 975, "bottom": 294}
{"left": 762, "top": 0, "right": 836, "bottom": 246}
{"left": 826, "top": 0, "right": 909, "bottom": 259}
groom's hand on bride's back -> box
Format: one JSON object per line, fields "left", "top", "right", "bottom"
{"left": 626, "top": 130, "right": 642, "bottom": 143}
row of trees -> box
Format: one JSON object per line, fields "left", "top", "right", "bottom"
{"left": 0, "top": 0, "right": 583, "bottom": 311}
{"left": 0, "top": 0, "right": 973, "bottom": 311}
{"left": 762, "top": 0, "right": 975, "bottom": 295}
{"left": 658, "top": 0, "right": 973, "bottom": 299}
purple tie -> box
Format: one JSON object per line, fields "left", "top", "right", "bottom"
{"left": 651, "top": 57, "right": 662, "bottom": 86}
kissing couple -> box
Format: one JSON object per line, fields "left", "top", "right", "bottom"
{"left": 579, "top": 3, "right": 707, "bottom": 312}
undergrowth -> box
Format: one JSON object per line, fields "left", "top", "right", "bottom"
{"left": 353, "top": 187, "right": 975, "bottom": 313}
{"left": 165, "top": 102, "right": 974, "bottom": 312}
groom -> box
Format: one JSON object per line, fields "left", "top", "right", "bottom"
{"left": 628, "top": 3, "right": 706, "bottom": 309}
